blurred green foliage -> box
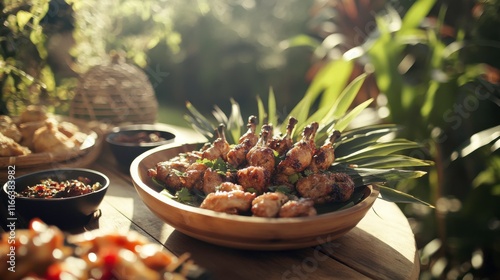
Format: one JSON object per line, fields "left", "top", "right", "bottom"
{"left": 292, "top": 0, "right": 500, "bottom": 278}
{"left": 146, "top": 0, "right": 313, "bottom": 117}
{"left": 0, "top": 0, "right": 57, "bottom": 114}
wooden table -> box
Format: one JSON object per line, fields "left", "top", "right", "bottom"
{"left": 1, "top": 125, "right": 420, "bottom": 280}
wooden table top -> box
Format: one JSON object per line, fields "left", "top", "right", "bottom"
{"left": 1, "top": 124, "right": 420, "bottom": 280}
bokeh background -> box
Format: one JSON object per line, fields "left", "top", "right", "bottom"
{"left": 1, "top": 0, "right": 500, "bottom": 279}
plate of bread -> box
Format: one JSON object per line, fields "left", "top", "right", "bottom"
{"left": 0, "top": 105, "right": 101, "bottom": 169}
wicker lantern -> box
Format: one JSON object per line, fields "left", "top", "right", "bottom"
{"left": 70, "top": 54, "right": 158, "bottom": 125}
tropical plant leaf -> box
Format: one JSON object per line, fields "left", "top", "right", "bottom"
{"left": 256, "top": 95, "right": 266, "bottom": 130}
{"left": 335, "top": 124, "right": 402, "bottom": 157}
{"left": 353, "top": 155, "right": 434, "bottom": 169}
{"left": 280, "top": 34, "right": 321, "bottom": 50}
{"left": 339, "top": 123, "right": 403, "bottom": 139}
{"left": 377, "top": 185, "right": 435, "bottom": 207}
{"left": 16, "top": 11, "right": 32, "bottom": 30}
{"left": 399, "top": 0, "right": 437, "bottom": 33}
{"left": 449, "top": 125, "right": 500, "bottom": 161}
{"left": 226, "top": 98, "right": 244, "bottom": 144}
{"left": 330, "top": 164, "right": 427, "bottom": 188}
{"left": 185, "top": 101, "right": 215, "bottom": 140}
{"left": 267, "top": 87, "right": 277, "bottom": 131}
{"left": 319, "top": 59, "right": 354, "bottom": 108}
{"left": 211, "top": 105, "right": 229, "bottom": 125}
{"left": 284, "top": 61, "right": 355, "bottom": 129}
{"left": 336, "top": 139, "right": 423, "bottom": 162}
{"left": 330, "top": 98, "right": 373, "bottom": 133}
{"left": 327, "top": 73, "right": 367, "bottom": 120}
{"left": 290, "top": 72, "right": 367, "bottom": 139}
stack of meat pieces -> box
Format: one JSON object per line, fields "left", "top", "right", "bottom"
{"left": 148, "top": 116, "right": 355, "bottom": 218}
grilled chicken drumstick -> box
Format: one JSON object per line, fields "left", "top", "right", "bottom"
{"left": 246, "top": 124, "right": 276, "bottom": 174}
{"left": 202, "top": 124, "right": 230, "bottom": 161}
{"left": 296, "top": 172, "right": 355, "bottom": 204}
{"left": 239, "top": 115, "right": 259, "bottom": 146}
{"left": 309, "top": 130, "right": 341, "bottom": 172}
{"left": 227, "top": 116, "right": 259, "bottom": 167}
{"left": 277, "top": 122, "right": 319, "bottom": 175}
{"left": 268, "top": 117, "right": 298, "bottom": 156}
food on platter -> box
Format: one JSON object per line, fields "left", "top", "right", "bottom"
{"left": 0, "top": 105, "right": 90, "bottom": 156}
{"left": 148, "top": 116, "right": 356, "bottom": 218}
{"left": 16, "top": 177, "right": 103, "bottom": 198}
{"left": 0, "top": 132, "right": 31, "bottom": 156}
{"left": 0, "top": 219, "right": 209, "bottom": 280}
{"left": 0, "top": 115, "right": 22, "bottom": 142}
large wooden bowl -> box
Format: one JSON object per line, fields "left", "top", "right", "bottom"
{"left": 130, "top": 142, "right": 379, "bottom": 250}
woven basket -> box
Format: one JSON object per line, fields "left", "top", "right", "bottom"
{"left": 70, "top": 56, "right": 158, "bottom": 125}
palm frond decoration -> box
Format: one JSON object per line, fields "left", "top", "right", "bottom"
{"left": 185, "top": 59, "right": 434, "bottom": 207}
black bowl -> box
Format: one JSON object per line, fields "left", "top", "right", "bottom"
{"left": 2, "top": 168, "right": 109, "bottom": 229}
{"left": 106, "top": 124, "right": 176, "bottom": 172}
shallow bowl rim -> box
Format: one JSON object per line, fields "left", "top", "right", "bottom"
{"left": 130, "top": 142, "right": 379, "bottom": 225}
{"left": 105, "top": 124, "right": 176, "bottom": 148}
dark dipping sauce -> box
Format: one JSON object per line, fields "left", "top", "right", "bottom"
{"left": 17, "top": 177, "right": 102, "bottom": 198}
{"left": 114, "top": 131, "right": 166, "bottom": 144}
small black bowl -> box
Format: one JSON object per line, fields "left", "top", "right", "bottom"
{"left": 106, "top": 124, "right": 176, "bottom": 172}
{"left": 2, "top": 168, "right": 109, "bottom": 229}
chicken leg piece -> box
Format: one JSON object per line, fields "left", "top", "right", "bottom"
{"left": 202, "top": 124, "right": 230, "bottom": 161}
{"left": 276, "top": 122, "right": 319, "bottom": 175}
{"left": 246, "top": 124, "right": 276, "bottom": 173}
{"left": 226, "top": 116, "right": 259, "bottom": 167}
{"left": 268, "top": 116, "right": 298, "bottom": 156}
{"left": 309, "top": 130, "right": 341, "bottom": 172}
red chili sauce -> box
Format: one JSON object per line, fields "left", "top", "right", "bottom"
{"left": 17, "top": 177, "right": 102, "bottom": 198}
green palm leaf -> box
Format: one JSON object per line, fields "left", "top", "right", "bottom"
{"left": 184, "top": 69, "right": 432, "bottom": 207}
{"left": 353, "top": 155, "right": 433, "bottom": 168}
{"left": 326, "top": 73, "right": 367, "bottom": 121}
{"left": 267, "top": 87, "right": 277, "bottom": 131}
{"left": 256, "top": 95, "right": 266, "bottom": 129}
{"left": 335, "top": 124, "right": 402, "bottom": 156}
{"left": 184, "top": 101, "right": 216, "bottom": 140}
{"left": 336, "top": 139, "right": 423, "bottom": 162}
{"left": 226, "top": 98, "right": 244, "bottom": 144}
{"left": 331, "top": 164, "right": 427, "bottom": 188}
{"left": 283, "top": 60, "right": 358, "bottom": 138}
{"left": 330, "top": 98, "right": 373, "bottom": 133}
{"left": 378, "top": 185, "right": 434, "bottom": 207}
